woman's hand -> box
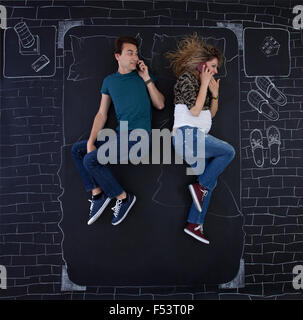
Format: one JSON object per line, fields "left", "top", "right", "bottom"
{"left": 87, "top": 141, "right": 97, "bottom": 154}
{"left": 199, "top": 64, "right": 213, "bottom": 87}
{"left": 208, "top": 76, "right": 220, "bottom": 97}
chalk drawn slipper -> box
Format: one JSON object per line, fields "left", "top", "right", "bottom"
{"left": 250, "top": 129, "right": 264, "bottom": 167}
{"left": 247, "top": 90, "right": 279, "bottom": 121}
{"left": 266, "top": 125, "right": 281, "bottom": 165}
{"left": 255, "top": 76, "right": 287, "bottom": 106}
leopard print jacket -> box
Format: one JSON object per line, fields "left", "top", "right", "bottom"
{"left": 174, "top": 71, "right": 211, "bottom": 110}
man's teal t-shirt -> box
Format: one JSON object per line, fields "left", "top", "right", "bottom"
{"left": 101, "top": 70, "right": 156, "bottom": 132}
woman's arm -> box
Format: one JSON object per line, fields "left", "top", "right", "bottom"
{"left": 189, "top": 82, "right": 209, "bottom": 116}
{"left": 189, "top": 65, "right": 213, "bottom": 117}
{"left": 208, "top": 77, "right": 220, "bottom": 119}
{"left": 209, "top": 98, "right": 218, "bottom": 119}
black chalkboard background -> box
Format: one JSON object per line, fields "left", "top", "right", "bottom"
{"left": 1, "top": 0, "right": 302, "bottom": 300}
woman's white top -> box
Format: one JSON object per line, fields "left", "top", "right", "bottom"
{"left": 173, "top": 103, "right": 212, "bottom": 134}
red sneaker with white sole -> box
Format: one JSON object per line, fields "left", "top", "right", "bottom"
{"left": 184, "top": 223, "right": 210, "bottom": 244}
{"left": 189, "top": 182, "right": 208, "bottom": 212}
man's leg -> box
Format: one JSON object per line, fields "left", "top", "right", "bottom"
{"left": 83, "top": 149, "right": 124, "bottom": 198}
{"left": 71, "top": 139, "right": 111, "bottom": 225}
{"left": 71, "top": 140, "right": 99, "bottom": 192}
{"left": 71, "top": 139, "right": 104, "bottom": 195}
{"left": 109, "top": 131, "right": 152, "bottom": 225}
{"left": 83, "top": 130, "right": 150, "bottom": 225}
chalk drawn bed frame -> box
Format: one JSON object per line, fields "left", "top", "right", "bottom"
{"left": 59, "top": 26, "right": 243, "bottom": 286}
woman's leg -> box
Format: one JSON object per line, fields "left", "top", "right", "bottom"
{"left": 173, "top": 128, "right": 213, "bottom": 242}
{"left": 173, "top": 127, "right": 234, "bottom": 217}
{"left": 187, "top": 158, "right": 212, "bottom": 224}
{"left": 185, "top": 192, "right": 211, "bottom": 244}
{"left": 188, "top": 132, "right": 234, "bottom": 213}
{"left": 198, "top": 134, "right": 235, "bottom": 191}
{"left": 173, "top": 127, "right": 234, "bottom": 243}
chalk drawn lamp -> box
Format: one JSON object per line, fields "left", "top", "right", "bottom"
{"left": 14, "top": 22, "right": 40, "bottom": 56}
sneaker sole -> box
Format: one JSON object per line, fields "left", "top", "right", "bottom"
{"left": 87, "top": 198, "right": 111, "bottom": 225}
{"left": 112, "top": 195, "right": 136, "bottom": 226}
{"left": 184, "top": 228, "right": 210, "bottom": 244}
{"left": 188, "top": 185, "right": 202, "bottom": 212}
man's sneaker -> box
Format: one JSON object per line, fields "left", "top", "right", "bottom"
{"left": 184, "top": 223, "right": 210, "bottom": 244}
{"left": 189, "top": 182, "right": 208, "bottom": 212}
{"left": 111, "top": 193, "right": 136, "bottom": 226}
{"left": 87, "top": 194, "right": 111, "bottom": 225}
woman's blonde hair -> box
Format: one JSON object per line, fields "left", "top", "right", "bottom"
{"left": 166, "top": 33, "right": 223, "bottom": 78}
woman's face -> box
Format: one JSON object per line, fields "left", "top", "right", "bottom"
{"left": 206, "top": 57, "right": 219, "bottom": 75}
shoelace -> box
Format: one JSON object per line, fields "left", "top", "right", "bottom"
{"left": 194, "top": 224, "right": 203, "bottom": 233}
{"left": 88, "top": 199, "right": 94, "bottom": 212}
{"left": 111, "top": 199, "right": 122, "bottom": 218}
{"left": 199, "top": 188, "right": 208, "bottom": 198}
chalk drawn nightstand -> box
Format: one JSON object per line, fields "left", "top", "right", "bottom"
{"left": 4, "top": 25, "right": 57, "bottom": 78}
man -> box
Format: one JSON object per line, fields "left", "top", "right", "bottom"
{"left": 71, "top": 36, "right": 165, "bottom": 226}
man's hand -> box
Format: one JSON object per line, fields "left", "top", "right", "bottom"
{"left": 208, "top": 76, "right": 220, "bottom": 97}
{"left": 137, "top": 60, "right": 150, "bottom": 81}
{"left": 136, "top": 60, "right": 165, "bottom": 109}
{"left": 87, "top": 141, "right": 97, "bottom": 154}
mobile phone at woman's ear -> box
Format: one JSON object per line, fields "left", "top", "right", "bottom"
{"left": 197, "top": 62, "right": 207, "bottom": 73}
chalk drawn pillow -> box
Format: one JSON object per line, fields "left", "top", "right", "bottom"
{"left": 67, "top": 35, "right": 115, "bottom": 81}
{"left": 67, "top": 34, "right": 143, "bottom": 81}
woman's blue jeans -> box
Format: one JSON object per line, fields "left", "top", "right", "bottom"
{"left": 172, "top": 126, "right": 235, "bottom": 225}
{"left": 71, "top": 130, "right": 151, "bottom": 199}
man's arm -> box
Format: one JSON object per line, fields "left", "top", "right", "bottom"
{"left": 137, "top": 60, "right": 165, "bottom": 110}
{"left": 87, "top": 94, "right": 112, "bottom": 153}
{"left": 145, "top": 80, "right": 165, "bottom": 110}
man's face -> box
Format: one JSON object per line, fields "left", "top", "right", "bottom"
{"left": 115, "top": 43, "right": 139, "bottom": 72}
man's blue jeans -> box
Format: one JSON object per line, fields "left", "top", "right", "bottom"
{"left": 71, "top": 130, "right": 151, "bottom": 199}
{"left": 172, "top": 126, "right": 235, "bottom": 225}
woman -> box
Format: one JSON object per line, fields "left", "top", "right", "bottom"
{"left": 166, "top": 34, "right": 235, "bottom": 244}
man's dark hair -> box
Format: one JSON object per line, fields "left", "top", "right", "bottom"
{"left": 114, "top": 36, "right": 138, "bottom": 54}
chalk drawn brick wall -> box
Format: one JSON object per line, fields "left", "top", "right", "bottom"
{"left": 0, "top": 0, "right": 302, "bottom": 299}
